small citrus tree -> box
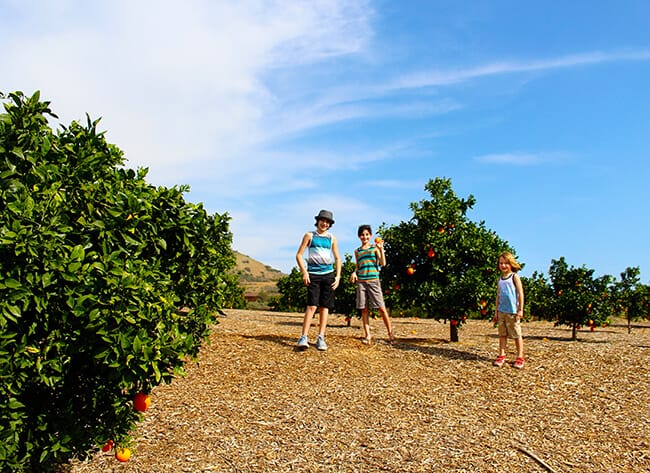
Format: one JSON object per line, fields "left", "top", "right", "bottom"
{"left": 613, "top": 267, "right": 650, "bottom": 333}
{"left": 547, "top": 257, "right": 613, "bottom": 340}
{"left": 333, "top": 255, "right": 358, "bottom": 319}
{"left": 0, "top": 91, "right": 243, "bottom": 472}
{"left": 270, "top": 268, "right": 306, "bottom": 312}
{"left": 380, "top": 178, "right": 514, "bottom": 342}
{"left": 520, "top": 271, "right": 554, "bottom": 320}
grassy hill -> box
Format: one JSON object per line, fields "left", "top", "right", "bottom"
{"left": 233, "top": 250, "right": 285, "bottom": 305}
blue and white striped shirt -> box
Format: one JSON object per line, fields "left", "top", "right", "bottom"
{"left": 307, "top": 231, "right": 334, "bottom": 275}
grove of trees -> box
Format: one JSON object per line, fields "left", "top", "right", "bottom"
{"left": 273, "top": 179, "right": 649, "bottom": 342}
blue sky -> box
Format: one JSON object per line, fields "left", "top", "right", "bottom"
{"left": 2, "top": 0, "right": 649, "bottom": 281}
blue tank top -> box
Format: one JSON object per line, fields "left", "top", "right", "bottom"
{"left": 307, "top": 231, "right": 334, "bottom": 275}
{"left": 497, "top": 274, "right": 518, "bottom": 314}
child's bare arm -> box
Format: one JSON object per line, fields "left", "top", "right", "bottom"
{"left": 375, "top": 240, "right": 387, "bottom": 267}
{"left": 514, "top": 274, "right": 524, "bottom": 319}
{"left": 295, "top": 233, "right": 312, "bottom": 285}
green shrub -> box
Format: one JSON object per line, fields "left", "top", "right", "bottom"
{"left": 0, "top": 91, "right": 243, "bottom": 472}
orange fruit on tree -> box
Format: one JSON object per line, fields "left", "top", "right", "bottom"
{"left": 133, "top": 392, "right": 151, "bottom": 412}
{"left": 406, "top": 267, "right": 415, "bottom": 275}
{"left": 427, "top": 248, "right": 435, "bottom": 258}
{"left": 115, "top": 447, "right": 131, "bottom": 462}
{"left": 101, "top": 440, "right": 114, "bottom": 452}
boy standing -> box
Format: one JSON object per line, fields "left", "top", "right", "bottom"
{"left": 350, "top": 225, "right": 395, "bottom": 344}
{"left": 295, "top": 210, "right": 342, "bottom": 351}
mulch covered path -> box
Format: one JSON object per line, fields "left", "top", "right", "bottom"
{"left": 70, "top": 310, "right": 650, "bottom": 473}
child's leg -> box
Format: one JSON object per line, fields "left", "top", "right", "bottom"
{"left": 318, "top": 307, "right": 329, "bottom": 337}
{"left": 515, "top": 336, "right": 524, "bottom": 359}
{"left": 301, "top": 306, "right": 317, "bottom": 336}
{"left": 361, "top": 308, "right": 371, "bottom": 339}
{"left": 498, "top": 336, "right": 507, "bottom": 357}
{"left": 379, "top": 307, "right": 394, "bottom": 340}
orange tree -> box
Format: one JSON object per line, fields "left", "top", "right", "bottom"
{"left": 0, "top": 91, "right": 244, "bottom": 472}
{"left": 333, "top": 255, "right": 358, "bottom": 319}
{"left": 520, "top": 271, "right": 554, "bottom": 320}
{"left": 379, "top": 178, "right": 514, "bottom": 342}
{"left": 270, "top": 267, "right": 306, "bottom": 312}
{"left": 613, "top": 266, "right": 649, "bottom": 334}
{"left": 546, "top": 257, "right": 613, "bottom": 340}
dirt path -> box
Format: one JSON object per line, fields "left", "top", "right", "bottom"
{"left": 71, "top": 310, "right": 650, "bottom": 472}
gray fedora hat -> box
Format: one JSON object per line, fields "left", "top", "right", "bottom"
{"left": 314, "top": 209, "right": 335, "bottom": 225}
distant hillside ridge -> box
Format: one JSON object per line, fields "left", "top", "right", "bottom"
{"left": 233, "top": 250, "right": 286, "bottom": 307}
{"left": 233, "top": 250, "right": 285, "bottom": 283}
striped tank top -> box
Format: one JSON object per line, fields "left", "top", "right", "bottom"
{"left": 356, "top": 246, "right": 380, "bottom": 281}
{"left": 307, "top": 231, "right": 334, "bottom": 275}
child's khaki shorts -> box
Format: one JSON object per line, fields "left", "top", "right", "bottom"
{"left": 497, "top": 311, "right": 522, "bottom": 339}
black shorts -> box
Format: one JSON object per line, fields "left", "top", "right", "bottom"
{"left": 307, "top": 272, "right": 335, "bottom": 308}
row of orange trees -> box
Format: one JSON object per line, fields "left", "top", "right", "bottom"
{"left": 0, "top": 91, "right": 245, "bottom": 472}
{"left": 272, "top": 178, "right": 648, "bottom": 341}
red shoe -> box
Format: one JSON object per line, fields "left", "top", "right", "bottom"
{"left": 493, "top": 355, "right": 506, "bottom": 367}
{"left": 514, "top": 357, "right": 525, "bottom": 369}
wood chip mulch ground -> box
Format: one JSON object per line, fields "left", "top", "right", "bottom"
{"left": 70, "top": 310, "right": 650, "bottom": 473}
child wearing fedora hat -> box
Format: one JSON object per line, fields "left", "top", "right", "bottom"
{"left": 295, "top": 210, "right": 342, "bottom": 351}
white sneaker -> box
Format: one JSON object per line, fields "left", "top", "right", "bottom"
{"left": 297, "top": 335, "right": 309, "bottom": 350}
{"left": 316, "top": 335, "right": 328, "bottom": 351}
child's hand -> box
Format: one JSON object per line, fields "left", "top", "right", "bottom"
{"left": 350, "top": 272, "right": 358, "bottom": 283}
{"left": 332, "top": 276, "right": 340, "bottom": 290}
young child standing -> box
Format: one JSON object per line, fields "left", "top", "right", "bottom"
{"left": 492, "top": 251, "right": 525, "bottom": 368}
{"left": 295, "top": 210, "right": 342, "bottom": 351}
{"left": 350, "top": 225, "right": 395, "bottom": 344}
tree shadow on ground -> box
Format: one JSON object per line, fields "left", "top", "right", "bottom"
{"left": 392, "top": 338, "right": 492, "bottom": 363}
{"left": 240, "top": 333, "right": 298, "bottom": 349}
{"left": 275, "top": 318, "right": 357, "bottom": 329}
{"left": 609, "top": 322, "right": 650, "bottom": 329}
{"left": 524, "top": 334, "right": 608, "bottom": 344}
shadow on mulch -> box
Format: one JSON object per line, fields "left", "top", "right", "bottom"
{"left": 238, "top": 332, "right": 491, "bottom": 362}
{"left": 241, "top": 333, "right": 296, "bottom": 348}
{"left": 394, "top": 341, "right": 492, "bottom": 362}
{"left": 275, "top": 320, "right": 303, "bottom": 327}
{"left": 524, "top": 334, "right": 609, "bottom": 344}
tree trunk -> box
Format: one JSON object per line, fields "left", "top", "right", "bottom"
{"left": 571, "top": 322, "right": 577, "bottom": 341}
{"left": 450, "top": 323, "right": 459, "bottom": 342}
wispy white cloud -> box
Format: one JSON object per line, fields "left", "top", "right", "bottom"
{"left": 367, "top": 179, "right": 424, "bottom": 189}
{"left": 386, "top": 49, "right": 650, "bottom": 90}
{"left": 474, "top": 151, "right": 572, "bottom": 166}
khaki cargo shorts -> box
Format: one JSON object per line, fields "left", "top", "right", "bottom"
{"left": 497, "top": 311, "right": 522, "bottom": 339}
